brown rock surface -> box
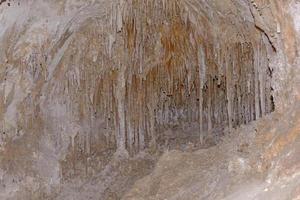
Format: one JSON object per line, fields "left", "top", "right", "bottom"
{"left": 0, "top": 0, "right": 299, "bottom": 199}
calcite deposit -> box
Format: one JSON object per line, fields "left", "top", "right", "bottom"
{"left": 0, "top": 0, "right": 299, "bottom": 199}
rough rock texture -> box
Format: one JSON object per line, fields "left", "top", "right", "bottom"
{"left": 0, "top": 0, "right": 299, "bottom": 199}
{"left": 123, "top": 102, "right": 300, "bottom": 200}
{"left": 124, "top": 0, "right": 300, "bottom": 199}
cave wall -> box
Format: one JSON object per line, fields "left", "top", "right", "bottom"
{"left": 249, "top": 0, "right": 300, "bottom": 111}
{"left": 0, "top": 0, "right": 298, "bottom": 197}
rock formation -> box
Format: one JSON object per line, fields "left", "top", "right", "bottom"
{"left": 0, "top": 0, "right": 299, "bottom": 199}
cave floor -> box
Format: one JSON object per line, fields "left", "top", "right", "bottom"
{"left": 40, "top": 101, "right": 300, "bottom": 200}
{"left": 122, "top": 102, "right": 300, "bottom": 200}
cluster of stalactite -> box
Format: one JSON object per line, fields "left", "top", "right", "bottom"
{"left": 54, "top": 0, "right": 275, "bottom": 178}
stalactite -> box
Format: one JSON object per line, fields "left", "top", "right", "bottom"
{"left": 259, "top": 39, "right": 266, "bottom": 116}
{"left": 114, "top": 63, "right": 127, "bottom": 154}
{"left": 207, "top": 73, "right": 213, "bottom": 135}
{"left": 254, "top": 43, "right": 261, "bottom": 120}
{"left": 198, "top": 47, "right": 205, "bottom": 144}
{"left": 54, "top": 1, "right": 276, "bottom": 176}
{"left": 226, "top": 47, "right": 233, "bottom": 131}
